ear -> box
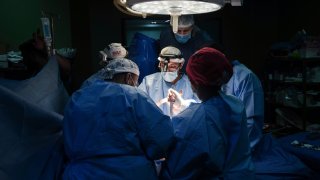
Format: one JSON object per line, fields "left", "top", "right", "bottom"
{"left": 179, "top": 62, "right": 184, "bottom": 69}
{"left": 180, "top": 58, "right": 186, "bottom": 68}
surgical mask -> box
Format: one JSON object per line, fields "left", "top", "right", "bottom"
{"left": 161, "top": 71, "right": 178, "bottom": 82}
{"left": 174, "top": 33, "right": 191, "bottom": 44}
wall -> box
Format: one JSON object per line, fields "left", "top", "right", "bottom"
{"left": 68, "top": 0, "right": 91, "bottom": 92}
{"left": 0, "top": 0, "right": 71, "bottom": 51}
{"left": 219, "top": 1, "right": 279, "bottom": 79}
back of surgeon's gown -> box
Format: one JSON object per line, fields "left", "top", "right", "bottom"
{"left": 62, "top": 81, "right": 174, "bottom": 179}
{"left": 161, "top": 93, "right": 254, "bottom": 179}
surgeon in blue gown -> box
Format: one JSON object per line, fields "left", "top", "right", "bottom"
{"left": 62, "top": 58, "right": 175, "bottom": 179}
{"left": 139, "top": 46, "right": 199, "bottom": 117}
{"left": 205, "top": 44, "right": 263, "bottom": 148}
{"left": 158, "top": 15, "right": 213, "bottom": 72}
{"left": 160, "top": 47, "right": 254, "bottom": 179}
{"left": 221, "top": 59, "right": 264, "bottom": 149}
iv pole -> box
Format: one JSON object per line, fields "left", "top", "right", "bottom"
{"left": 41, "top": 11, "right": 60, "bottom": 56}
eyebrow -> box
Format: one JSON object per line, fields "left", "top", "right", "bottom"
{"left": 178, "top": 29, "right": 191, "bottom": 32}
{"left": 178, "top": 26, "right": 192, "bottom": 30}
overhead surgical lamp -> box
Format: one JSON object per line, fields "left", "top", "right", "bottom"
{"left": 114, "top": 0, "right": 243, "bottom": 32}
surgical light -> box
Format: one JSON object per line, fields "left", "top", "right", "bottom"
{"left": 114, "top": 0, "right": 242, "bottom": 32}
{"left": 131, "top": 1, "right": 223, "bottom": 15}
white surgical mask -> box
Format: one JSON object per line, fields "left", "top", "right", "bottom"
{"left": 161, "top": 71, "right": 178, "bottom": 82}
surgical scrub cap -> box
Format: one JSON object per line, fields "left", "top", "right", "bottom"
{"left": 178, "top": 15, "right": 194, "bottom": 28}
{"left": 103, "top": 58, "right": 140, "bottom": 80}
{"left": 103, "top": 43, "right": 127, "bottom": 59}
{"left": 186, "top": 47, "right": 233, "bottom": 87}
{"left": 158, "top": 46, "right": 185, "bottom": 63}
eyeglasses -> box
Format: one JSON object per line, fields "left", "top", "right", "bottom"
{"left": 159, "top": 61, "right": 181, "bottom": 72}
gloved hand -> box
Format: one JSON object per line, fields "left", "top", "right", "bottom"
{"left": 156, "top": 97, "right": 168, "bottom": 107}
{"left": 168, "top": 88, "right": 196, "bottom": 116}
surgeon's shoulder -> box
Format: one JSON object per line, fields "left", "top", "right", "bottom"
{"left": 121, "top": 84, "right": 151, "bottom": 99}
{"left": 171, "top": 103, "right": 204, "bottom": 134}
{"left": 174, "top": 102, "right": 203, "bottom": 120}
{"left": 144, "top": 72, "right": 161, "bottom": 81}
{"left": 159, "top": 28, "right": 175, "bottom": 45}
{"left": 137, "top": 88, "right": 159, "bottom": 104}
{"left": 233, "top": 64, "right": 262, "bottom": 88}
{"left": 74, "top": 79, "right": 107, "bottom": 95}
{"left": 88, "top": 81, "right": 134, "bottom": 99}
{"left": 180, "top": 74, "right": 192, "bottom": 83}
{"left": 145, "top": 72, "right": 160, "bottom": 79}
{"left": 68, "top": 81, "right": 111, "bottom": 107}
{"left": 132, "top": 86, "right": 162, "bottom": 108}
{"left": 143, "top": 72, "right": 162, "bottom": 84}
{"left": 233, "top": 63, "right": 250, "bottom": 78}
{"left": 219, "top": 92, "right": 245, "bottom": 114}
{"left": 159, "top": 27, "right": 172, "bottom": 37}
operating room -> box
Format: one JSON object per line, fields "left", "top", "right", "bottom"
{"left": 1, "top": 0, "right": 320, "bottom": 179}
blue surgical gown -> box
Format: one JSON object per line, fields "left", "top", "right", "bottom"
{"left": 62, "top": 80, "right": 175, "bottom": 179}
{"left": 221, "top": 60, "right": 264, "bottom": 149}
{"left": 161, "top": 92, "right": 254, "bottom": 179}
{"left": 138, "top": 72, "right": 199, "bottom": 116}
{"left": 80, "top": 67, "right": 108, "bottom": 88}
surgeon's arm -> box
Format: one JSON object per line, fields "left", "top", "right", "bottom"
{"left": 135, "top": 93, "right": 175, "bottom": 160}
{"left": 238, "top": 74, "right": 264, "bottom": 148}
{"left": 156, "top": 98, "right": 168, "bottom": 107}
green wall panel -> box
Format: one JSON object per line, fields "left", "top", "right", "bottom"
{"left": 0, "top": 0, "right": 71, "bottom": 51}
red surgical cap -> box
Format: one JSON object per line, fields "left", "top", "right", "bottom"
{"left": 186, "top": 47, "right": 233, "bottom": 87}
